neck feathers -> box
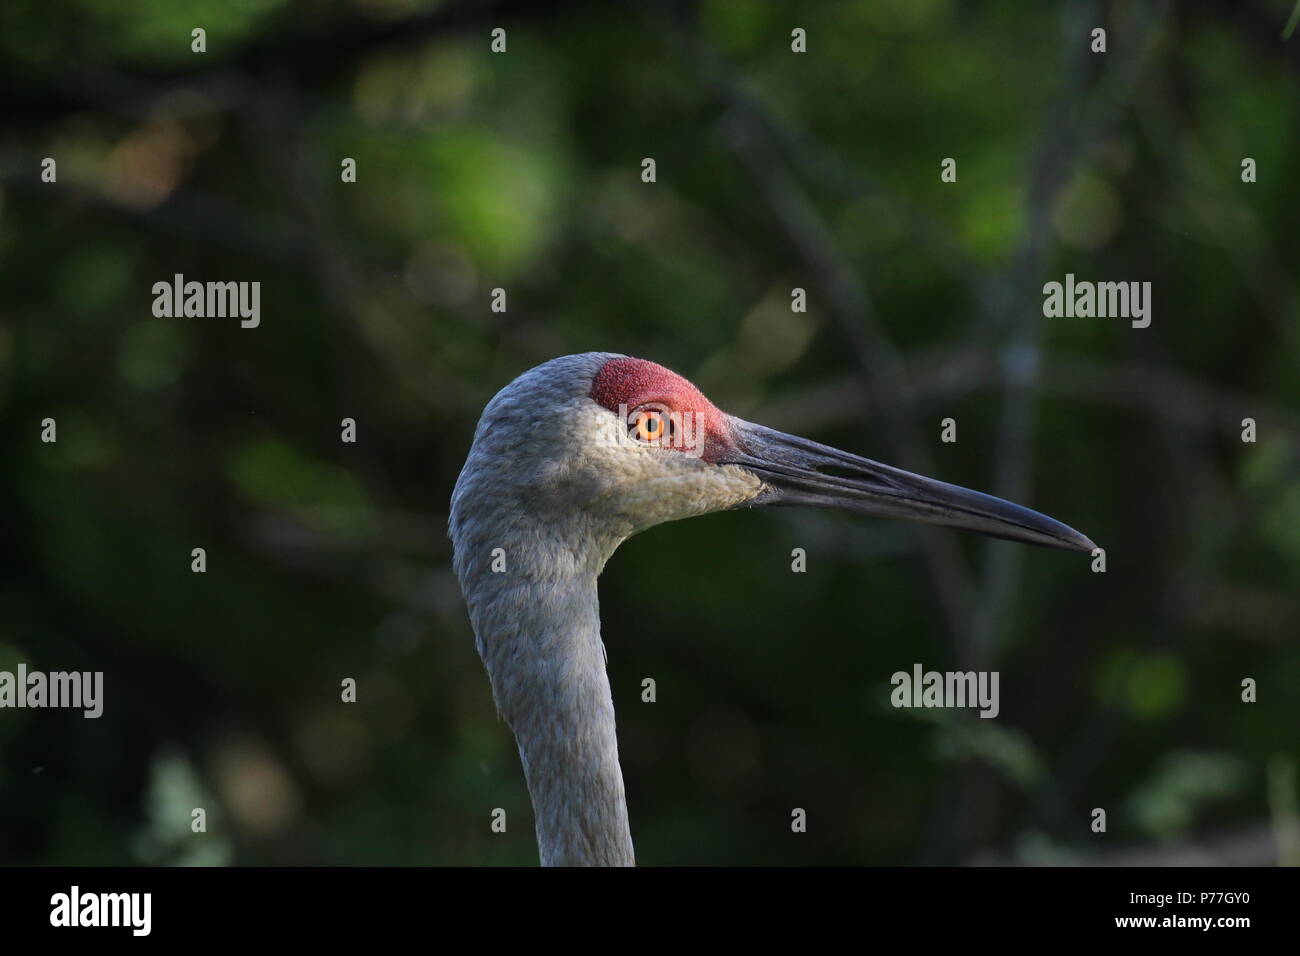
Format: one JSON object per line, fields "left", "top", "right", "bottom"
{"left": 451, "top": 517, "right": 634, "bottom": 866}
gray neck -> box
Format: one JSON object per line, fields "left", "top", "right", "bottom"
{"left": 457, "top": 532, "right": 634, "bottom": 866}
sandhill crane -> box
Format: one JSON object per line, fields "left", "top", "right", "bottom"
{"left": 449, "top": 352, "right": 1093, "bottom": 866}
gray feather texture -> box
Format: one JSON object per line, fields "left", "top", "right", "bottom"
{"left": 448, "top": 353, "right": 763, "bottom": 865}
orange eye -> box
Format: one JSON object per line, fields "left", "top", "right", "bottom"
{"left": 634, "top": 411, "right": 664, "bottom": 441}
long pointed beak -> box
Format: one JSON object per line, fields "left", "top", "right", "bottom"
{"left": 721, "top": 418, "right": 1095, "bottom": 552}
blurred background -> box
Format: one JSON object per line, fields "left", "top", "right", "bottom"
{"left": 1, "top": 0, "right": 1298, "bottom": 866}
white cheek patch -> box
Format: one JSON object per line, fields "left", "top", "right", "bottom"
{"left": 610, "top": 461, "right": 763, "bottom": 530}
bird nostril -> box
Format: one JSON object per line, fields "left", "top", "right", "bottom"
{"left": 817, "top": 464, "right": 870, "bottom": 480}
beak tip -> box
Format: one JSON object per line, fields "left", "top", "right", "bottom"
{"left": 1067, "top": 530, "right": 1098, "bottom": 554}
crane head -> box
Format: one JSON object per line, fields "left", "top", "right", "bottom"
{"left": 452, "top": 353, "right": 1094, "bottom": 560}
{"left": 449, "top": 352, "right": 1093, "bottom": 868}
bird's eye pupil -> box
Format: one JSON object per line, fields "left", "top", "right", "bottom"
{"left": 633, "top": 410, "right": 667, "bottom": 442}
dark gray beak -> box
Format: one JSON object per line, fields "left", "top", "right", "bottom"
{"left": 722, "top": 418, "right": 1095, "bottom": 552}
